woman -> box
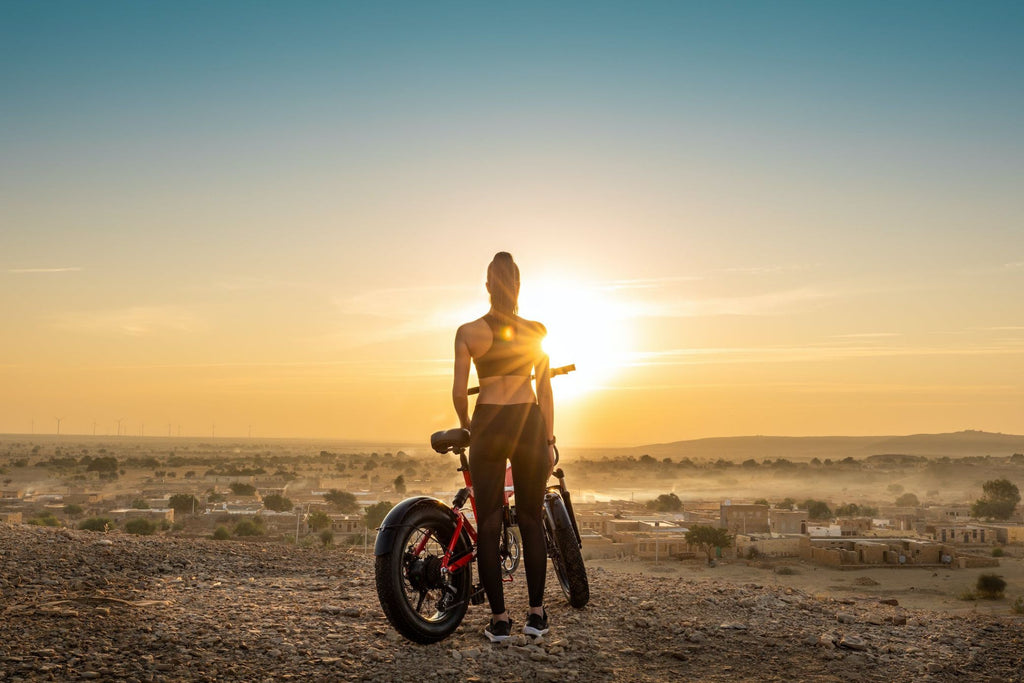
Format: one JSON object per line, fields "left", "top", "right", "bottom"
{"left": 452, "top": 251, "right": 556, "bottom": 642}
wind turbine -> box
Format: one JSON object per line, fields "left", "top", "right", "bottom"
{"left": 55, "top": 417, "right": 62, "bottom": 436}
{"left": 116, "top": 417, "right": 123, "bottom": 437}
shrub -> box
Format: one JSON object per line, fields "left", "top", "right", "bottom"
{"left": 1012, "top": 597, "right": 1024, "bottom": 614}
{"left": 229, "top": 482, "right": 257, "bottom": 496}
{"left": 775, "top": 566, "right": 799, "bottom": 575}
{"left": 28, "top": 512, "right": 60, "bottom": 527}
{"left": 125, "top": 518, "right": 157, "bottom": 535}
{"left": 992, "top": 547, "right": 1005, "bottom": 558}
{"left": 79, "top": 517, "right": 113, "bottom": 532}
{"left": 64, "top": 503, "right": 84, "bottom": 517}
{"left": 976, "top": 573, "right": 1007, "bottom": 599}
{"left": 234, "top": 519, "right": 264, "bottom": 537}
{"left": 262, "top": 493, "right": 293, "bottom": 512}
{"left": 212, "top": 526, "right": 231, "bottom": 540}
{"left": 320, "top": 529, "right": 334, "bottom": 547}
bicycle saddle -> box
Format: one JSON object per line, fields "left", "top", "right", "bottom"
{"left": 430, "top": 428, "right": 470, "bottom": 454}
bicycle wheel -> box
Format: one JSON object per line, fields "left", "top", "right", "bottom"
{"left": 375, "top": 505, "right": 472, "bottom": 644}
{"left": 499, "top": 523, "right": 521, "bottom": 577}
{"left": 543, "top": 492, "right": 590, "bottom": 608}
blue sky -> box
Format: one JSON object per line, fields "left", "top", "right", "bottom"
{"left": 2, "top": 1, "right": 1023, "bottom": 442}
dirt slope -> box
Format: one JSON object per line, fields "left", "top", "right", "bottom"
{"left": 1, "top": 526, "right": 1022, "bottom": 682}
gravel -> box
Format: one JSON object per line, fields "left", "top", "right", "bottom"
{"left": 2, "top": 525, "right": 1023, "bottom": 682}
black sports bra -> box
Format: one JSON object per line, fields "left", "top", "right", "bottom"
{"left": 473, "top": 314, "right": 546, "bottom": 379}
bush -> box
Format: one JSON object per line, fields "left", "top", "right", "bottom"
{"left": 212, "top": 526, "right": 231, "bottom": 540}
{"left": 320, "top": 529, "right": 334, "bottom": 547}
{"left": 775, "top": 566, "right": 799, "bottom": 575}
{"left": 992, "top": 547, "right": 1005, "bottom": 557}
{"left": 1012, "top": 597, "right": 1024, "bottom": 614}
{"left": 79, "top": 517, "right": 113, "bottom": 532}
{"left": 125, "top": 518, "right": 157, "bottom": 535}
{"left": 28, "top": 512, "right": 60, "bottom": 527}
{"left": 234, "top": 519, "right": 264, "bottom": 537}
{"left": 262, "top": 493, "right": 293, "bottom": 512}
{"left": 976, "top": 573, "right": 1007, "bottom": 599}
{"left": 229, "top": 482, "right": 257, "bottom": 496}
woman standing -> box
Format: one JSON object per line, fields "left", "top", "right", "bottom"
{"left": 452, "top": 252, "right": 556, "bottom": 642}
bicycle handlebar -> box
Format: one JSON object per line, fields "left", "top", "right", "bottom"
{"left": 467, "top": 363, "right": 575, "bottom": 396}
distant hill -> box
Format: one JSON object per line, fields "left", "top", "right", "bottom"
{"left": 570, "top": 430, "right": 1024, "bottom": 462}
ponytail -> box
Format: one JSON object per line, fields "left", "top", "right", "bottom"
{"left": 487, "top": 251, "right": 520, "bottom": 317}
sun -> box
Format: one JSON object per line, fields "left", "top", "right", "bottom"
{"left": 518, "top": 278, "right": 631, "bottom": 401}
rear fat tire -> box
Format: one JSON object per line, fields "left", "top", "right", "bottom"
{"left": 375, "top": 506, "right": 471, "bottom": 644}
{"left": 544, "top": 493, "right": 590, "bottom": 608}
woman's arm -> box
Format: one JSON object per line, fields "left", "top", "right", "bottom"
{"left": 452, "top": 325, "right": 472, "bottom": 430}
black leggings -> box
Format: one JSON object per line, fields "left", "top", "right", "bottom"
{"left": 469, "top": 402, "right": 548, "bottom": 615}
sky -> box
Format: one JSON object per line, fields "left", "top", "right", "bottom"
{"left": 2, "top": 1, "right": 1023, "bottom": 446}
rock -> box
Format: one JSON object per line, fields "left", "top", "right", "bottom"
{"left": 839, "top": 634, "right": 868, "bottom": 651}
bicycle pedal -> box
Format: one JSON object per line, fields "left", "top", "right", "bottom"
{"left": 470, "top": 584, "right": 486, "bottom": 605}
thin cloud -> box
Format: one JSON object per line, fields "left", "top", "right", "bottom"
{"left": 8, "top": 267, "right": 82, "bottom": 274}
{"left": 830, "top": 332, "right": 903, "bottom": 339}
{"left": 641, "top": 286, "right": 839, "bottom": 318}
{"left": 623, "top": 341, "right": 1024, "bottom": 367}
{"left": 52, "top": 306, "right": 199, "bottom": 337}
{"left": 600, "top": 276, "right": 704, "bottom": 291}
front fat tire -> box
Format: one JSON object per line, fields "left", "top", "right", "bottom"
{"left": 545, "top": 495, "right": 590, "bottom": 609}
{"left": 374, "top": 506, "right": 470, "bottom": 644}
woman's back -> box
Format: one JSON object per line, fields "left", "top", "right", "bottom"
{"left": 459, "top": 313, "right": 546, "bottom": 405}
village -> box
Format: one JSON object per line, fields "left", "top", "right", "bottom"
{"left": 2, "top": 437, "right": 1020, "bottom": 575}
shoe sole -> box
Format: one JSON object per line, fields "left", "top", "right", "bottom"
{"left": 485, "top": 631, "right": 511, "bottom": 643}
{"left": 523, "top": 625, "right": 549, "bottom": 637}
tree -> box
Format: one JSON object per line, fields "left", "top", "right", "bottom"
{"left": 393, "top": 474, "right": 407, "bottom": 495}
{"left": 802, "top": 499, "right": 832, "bottom": 520}
{"left": 64, "top": 503, "right": 84, "bottom": 517}
{"left": 320, "top": 529, "right": 334, "bottom": 547}
{"left": 169, "top": 494, "right": 199, "bottom": 515}
{"left": 307, "top": 510, "right": 331, "bottom": 532}
{"left": 364, "top": 501, "right": 393, "bottom": 530}
{"left": 229, "top": 482, "right": 257, "bottom": 496}
{"left": 130, "top": 498, "right": 150, "bottom": 509}
{"left": 685, "top": 525, "right": 732, "bottom": 566}
{"left": 324, "top": 489, "right": 360, "bottom": 513}
{"left": 972, "top": 478, "right": 1021, "bottom": 520}
{"left": 895, "top": 492, "right": 920, "bottom": 507}
{"left": 262, "top": 493, "right": 293, "bottom": 512}
{"left": 645, "top": 493, "right": 683, "bottom": 512}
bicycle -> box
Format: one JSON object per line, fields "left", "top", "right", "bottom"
{"left": 373, "top": 364, "right": 589, "bottom": 644}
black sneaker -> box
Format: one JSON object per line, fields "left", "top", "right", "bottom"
{"left": 484, "top": 618, "right": 512, "bottom": 643}
{"left": 523, "top": 609, "right": 549, "bottom": 638}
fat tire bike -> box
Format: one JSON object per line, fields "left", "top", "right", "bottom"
{"left": 374, "top": 364, "right": 589, "bottom": 644}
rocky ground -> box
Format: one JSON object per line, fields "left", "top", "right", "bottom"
{"left": 2, "top": 525, "right": 1023, "bottom": 682}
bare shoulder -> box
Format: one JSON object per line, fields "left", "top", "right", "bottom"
{"left": 519, "top": 317, "right": 547, "bottom": 337}
{"left": 456, "top": 317, "right": 491, "bottom": 344}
